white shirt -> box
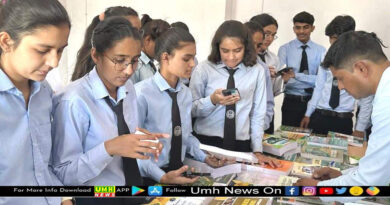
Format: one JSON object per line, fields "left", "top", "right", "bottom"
{"left": 259, "top": 50, "right": 283, "bottom": 96}
{"left": 190, "top": 61, "right": 267, "bottom": 152}
{"left": 318, "top": 66, "right": 390, "bottom": 202}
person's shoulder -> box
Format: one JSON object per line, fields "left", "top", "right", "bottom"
{"left": 134, "top": 77, "right": 156, "bottom": 96}
{"left": 53, "top": 77, "right": 89, "bottom": 104}
{"left": 310, "top": 40, "right": 326, "bottom": 51}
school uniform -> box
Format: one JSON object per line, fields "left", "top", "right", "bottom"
{"left": 257, "top": 57, "right": 275, "bottom": 133}
{"left": 135, "top": 71, "right": 206, "bottom": 183}
{"left": 190, "top": 61, "right": 267, "bottom": 152}
{"left": 130, "top": 51, "right": 157, "bottom": 84}
{"left": 305, "top": 66, "right": 373, "bottom": 135}
{"left": 278, "top": 39, "right": 326, "bottom": 127}
{"left": 258, "top": 49, "right": 283, "bottom": 96}
{"left": 319, "top": 66, "right": 390, "bottom": 203}
{"left": 0, "top": 69, "right": 61, "bottom": 205}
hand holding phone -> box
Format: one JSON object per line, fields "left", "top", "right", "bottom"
{"left": 276, "top": 67, "right": 293, "bottom": 77}
{"left": 222, "top": 88, "right": 240, "bottom": 97}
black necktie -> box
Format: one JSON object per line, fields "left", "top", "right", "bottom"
{"left": 223, "top": 67, "right": 238, "bottom": 150}
{"left": 166, "top": 91, "right": 183, "bottom": 171}
{"left": 258, "top": 53, "right": 266, "bottom": 63}
{"left": 149, "top": 61, "right": 157, "bottom": 73}
{"left": 104, "top": 97, "right": 143, "bottom": 186}
{"left": 329, "top": 77, "right": 340, "bottom": 109}
{"left": 299, "top": 45, "right": 308, "bottom": 73}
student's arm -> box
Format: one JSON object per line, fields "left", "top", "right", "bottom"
{"left": 137, "top": 158, "right": 166, "bottom": 183}
{"left": 249, "top": 67, "right": 267, "bottom": 152}
{"left": 355, "top": 95, "right": 374, "bottom": 132}
{"left": 185, "top": 133, "right": 207, "bottom": 162}
{"left": 263, "top": 65, "right": 275, "bottom": 130}
{"left": 277, "top": 45, "right": 287, "bottom": 68}
{"left": 294, "top": 72, "right": 317, "bottom": 86}
{"left": 51, "top": 98, "right": 114, "bottom": 185}
{"left": 190, "top": 64, "right": 218, "bottom": 117}
{"left": 305, "top": 67, "right": 327, "bottom": 117}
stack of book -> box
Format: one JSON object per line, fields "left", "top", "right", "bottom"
{"left": 262, "top": 134, "right": 298, "bottom": 156}
{"left": 306, "top": 135, "right": 348, "bottom": 151}
{"left": 328, "top": 131, "right": 364, "bottom": 147}
{"left": 301, "top": 144, "right": 344, "bottom": 163}
{"left": 277, "top": 125, "right": 312, "bottom": 140}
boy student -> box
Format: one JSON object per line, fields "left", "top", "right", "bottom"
{"left": 278, "top": 11, "right": 326, "bottom": 127}
{"left": 295, "top": 31, "right": 390, "bottom": 203}
{"left": 300, "top": 15, "right": 373, "bottom": 136}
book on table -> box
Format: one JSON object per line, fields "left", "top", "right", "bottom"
{"left": 301, "top": 144, "right": 344, "bottom": 163}
{"left": 277, "top": 125, "right": 312, "bottom": 140}
{"left": 262, "top": 134, "right": 298, "bottom": 156}
{"left": 327, "top": 131, "right": 364, "bottom": 147}
{"left": 307, "top": 135, "right": 348, "bottom": 150}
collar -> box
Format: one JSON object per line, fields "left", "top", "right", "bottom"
{"left": 0, "top": 68, "right": 41, "bottom": 94}
{"left": 87, "top": 67, "right": 128, "bottom": 102}
{"left": 153, "top": 71, "right": 183, "bottom": 93}
{"left": 139, "top": 51, "right": 152, "bottom": 65}
{"left": 294, "top": 38, "right": 314, "bottom": 49}
{"left": 0, "top": 68, "right": 15, "bottom": 92}
{"left": 216, "top": 62, "right": 246, "bottom": 71}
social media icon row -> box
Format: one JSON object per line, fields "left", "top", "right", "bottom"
{"left": 285, "top": 186, "right": 380, "bottom": 196}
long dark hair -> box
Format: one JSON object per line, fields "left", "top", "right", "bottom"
{"left": 208, "top": 20, "right": 257, "bottom": 67}
{"left": 140, "top": 14, "right": 170, "bottom": 41}
{"left": 0, "top": 0, "right": 70, "bottom": 55}
{"left": 155, "top": 27, "right": 195, "bottom": 63}
{"left": 72, "top": 6, "right": 138, "bottom": 81}
{"left": 75, "top": 17, "right": 141, "bottom": 78}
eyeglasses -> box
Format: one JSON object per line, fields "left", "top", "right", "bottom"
{"left": 104, "top": 55, "right": 139, "bottom": 72}
{"left": 264, "top": 32, "right": 278, "bottom": 40}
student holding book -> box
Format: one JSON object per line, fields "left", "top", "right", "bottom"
{"left": 295, "top": 31, "right": 390, "bottom": 203}
{"left": 72, "top": 6, "right": 141, "bottom": 81}
{"left": 135, "top": 27, "right": 224, "bottom": 185}
{"left": 0, "top": 0, "right": 70, "bottom": 204}
{"left": 130, "top": 15, "right": 170, "bottom": 84}
{"left": 51, "top": 17, "right": 166, "bottom": 205}
{"left": 190, "top": 20, "right": 280, "bottom": 167}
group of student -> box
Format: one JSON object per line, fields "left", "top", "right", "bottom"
{"left": 1, "top": 0, "right": 390, "bottom": 205}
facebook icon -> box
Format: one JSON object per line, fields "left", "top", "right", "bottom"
{"left": 285, "top": 186, "right": 299, "bottom": 196}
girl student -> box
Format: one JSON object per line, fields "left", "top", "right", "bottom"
{"left": 0, "top": 0, "right": 70, "bottom": 204}
{"left": 190, "top": 20, "right": 280, "bottom": 167}
{"left": 72, "top": 6, "right": 141, "bottom": 81}
{"left": 135, "top": 27, "right": 224, "bottom": 185}
{"left": 244, "top": 21, "right": 275, "bottom": 136}
{"left": 51, "top": 17, "right": 167, "bottom": 189}
{"left": 130, "top": 14, "right": 170, "bottom": 84}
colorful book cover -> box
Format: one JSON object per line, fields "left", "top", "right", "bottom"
{"left": 307, "top": 135, "right": 348, "bottom": 150}
{"left": 328, "top": 131, "right": 364, "bottom": 147}
{"left": 291, "top": 162, "right": 322, "bottom": 178}
{"left": 213, "top": 173, "right": 237, "bottom": 186}
{"left": 301, "top": 145, "right": 344, "bottom": 162}
{"left": 276, "top": 175, "right": 299, "bottom": 186}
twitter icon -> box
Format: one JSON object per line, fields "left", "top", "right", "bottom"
{"left": 336, "top": 187, "right": 347, "bottom": 194}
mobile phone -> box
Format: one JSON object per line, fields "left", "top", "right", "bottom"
{"left": 183, "top": 172, "right": 211, "bottom": 178}
{"left": 222, "top": 88, "right": 240, "bottom": 97}
{"left": 276, "top": 67, "right": 293, "bottom": 77}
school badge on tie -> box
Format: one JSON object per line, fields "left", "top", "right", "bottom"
{"left": 173, "top": 125, "right": 182, "bottom": 136}
{"left": 226, "top": 110, "right": 235, "bottom": 119}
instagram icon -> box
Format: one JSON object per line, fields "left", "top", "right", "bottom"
{"left": 303, "top": 186, "right": 317, "bottom": 196}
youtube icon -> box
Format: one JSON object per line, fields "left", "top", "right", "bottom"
{"left": 319, "top": 187, "right": 334, "bottom": 195}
